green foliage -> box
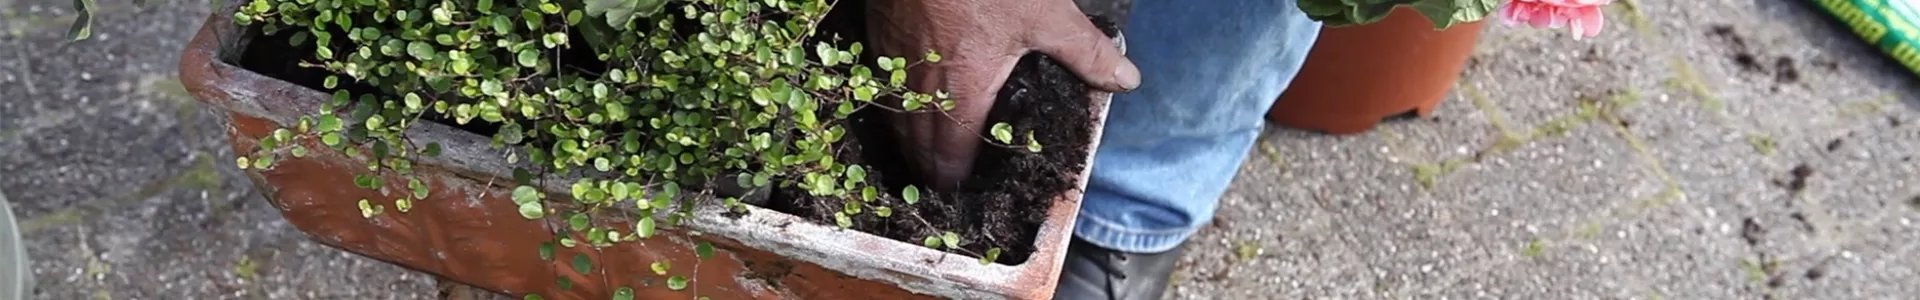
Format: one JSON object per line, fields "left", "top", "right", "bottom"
{"left": 66, "top": 0, "right": 98, "bottom": 41}
{"left": 901, "top": 185, "right": 920, "bottom": 204}
{"left": 980, "top": 247, "right": 1001, "bottom": 265}
{"left": 1297, "top": 0, "right": 1502, "bottom": 29}
{"left": 989, "top": 122, "right": 1013, "bottom": 143}
{"left": 666, "top": 275, "right": 690, "bottom": 290}
{"left": 650, "top": 260, "right": 670, "bottom": 275}
{"left": 217, "top": 0, "right": 1042, "bottom": 294}
{"left": 571, "top": 254, "right": 593, "bottom": 273}
{"left": 694, "top": 241, "right": 715, "bottom": 258}
{"left": 612, "top": 287, "right": 635, "bottom": 300}
{"left": 228, "top": 0, "right": 956, "bottom": 216}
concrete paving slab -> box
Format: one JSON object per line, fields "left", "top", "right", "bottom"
{"left": 1, "top": 0, "right": 439, "bottom": 298}
{"left": 0, "top": 0, "right": 1916, "bottom": 298}
{"left": 1174, "top": 0, "right": 1920, "bottom": 298}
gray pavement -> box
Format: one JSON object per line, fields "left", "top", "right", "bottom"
{"left": 1, "top": 0, "right": 1916, "bottom": 299}
{"left": 1174, "top": 0, "right": 1920, "bottom": 298}
{"left": 1, "top": 0, "right": 438, "bottom": 298}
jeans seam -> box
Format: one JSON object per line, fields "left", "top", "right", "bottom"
{"left": 1075, "top": 214, "right": 1198, "bottom": 253}
{"left": 1074, "top": 210, "right": 1196, "bottom": 235}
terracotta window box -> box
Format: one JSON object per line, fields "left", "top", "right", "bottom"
{"left": 176, "top": 3, "right": 1119, "bottom": 299}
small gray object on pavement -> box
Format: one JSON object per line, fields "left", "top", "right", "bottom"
{"left": 0, "top": 189, "right": 32, "bottom": 300}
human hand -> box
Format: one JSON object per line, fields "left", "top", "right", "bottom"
{"left": 865, "top": 0, "right": 1138, "bottom": 191}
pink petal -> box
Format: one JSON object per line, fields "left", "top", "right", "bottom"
{"left": 1568, "top": 7, "right": 1607, "bottom": 39}
{"left": 1530, "top": 6, "right": 1564, "bottom": 29}
{"left": 1498, "top": 3, "right": 1527, "bottom": 26}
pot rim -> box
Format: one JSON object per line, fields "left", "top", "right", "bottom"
{"left": 176, "top": 3, "right": 1117, "bottom": 299}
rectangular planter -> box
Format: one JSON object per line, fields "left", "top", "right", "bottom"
{"left": 176, "top": 2, "right": 1117, "bottom": 300}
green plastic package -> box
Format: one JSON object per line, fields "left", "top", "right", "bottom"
{"left": 1812, "top": 0, "right": 1920, "bottom": 75}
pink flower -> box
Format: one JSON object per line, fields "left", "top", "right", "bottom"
{"left": 1498, "top": 0, "right": 1614, "bottom": 40}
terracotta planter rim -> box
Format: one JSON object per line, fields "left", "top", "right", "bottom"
{"left": 176, "top": 4, "right": 1116, "bottom": 299}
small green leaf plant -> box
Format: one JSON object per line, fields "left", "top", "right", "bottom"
{"left": 222, "top": 0, "right": 1031, "bottom": 297}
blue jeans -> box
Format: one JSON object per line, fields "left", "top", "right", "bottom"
{"left": 1077, "top": 0, "right": 1322, "bottom": 253}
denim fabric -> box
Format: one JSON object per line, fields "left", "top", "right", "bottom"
{"left": 1076, "top": 0, "right": 1322, "bottom": 253}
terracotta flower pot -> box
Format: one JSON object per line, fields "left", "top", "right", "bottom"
{"left": 176, "top": 3, "right": 1118, "bottom": 299}
{"left": 1266, "top": 7, "right": 1487, "bottom": 134}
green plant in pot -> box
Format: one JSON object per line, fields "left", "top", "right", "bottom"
{"left": 64, "top": 0, "right": 1122, "bottom": 297}
{"left": 1267, "top": 0, "right": 1619, "bottom": 134}
{"left": 1297, "top": 0, "right": 1503, "bottom": 29}
{"left": 1296, "top": 0, "right": 1619, "bottom": 33}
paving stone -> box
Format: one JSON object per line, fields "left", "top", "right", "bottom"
{"left": 1177, "top": 0, "right": 1920, "bottom": 298}
{"left": 4, "top": 0, "right": 1918, "bottom": 298}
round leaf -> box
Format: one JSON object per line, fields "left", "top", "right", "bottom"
{"left": 321, "top": 133, "right": 342, "bottom": 146}
{"left": 650, "top": 261, "right": 670, "bottom": 275}
{"left": 941, "top": 231, "right": 961, "bottom": 249}
{"left": 990, "top": 123, "right": 1014, "bottom": 143}
{"left": 517, "top": 49, "right": 540, "bottom": 67}
{"left": 406, "top": 41, "right": 433, "bottom": 60}
{"left": 613, "top": 287, "right": 634, "bottom": 300}
{"left": 512, "top": 186, "right": 541, "bottom": 205}
{"left": 695, "top": 242, "right": 715, "bottom": 259}
{"left": 846, "top": 165, "right": 866, "bottom": 182}
{"left": 666, "top": 276, "right": 689, "bottom": 290}
{"left": 568, "top": 213, "right": 590, "bottom": 231}
{"left": 517, "top": 202, "right": 545, "bottom": 219}
{"left": 571, "top": 254, "right": 592, "bottom": 273}
{"left": 635, "top": 217, "right": 656, "bottom": 238}
{"left": 251, "top": 156, "right": 273, "bottom": 169}
{"left": 410, "top": 179, "right": 430, "bottom": 199}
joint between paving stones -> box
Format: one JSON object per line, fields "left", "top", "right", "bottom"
{"left": 1663, "top": 56, "right": 1788, "bottom": 157}
{"left": 1599, "top": 97, "right": 1688, "bottom": 213}
{"left": 21, "top": 152, "right": 225, "bottom": 234}
{"left": 1506, "top": 91, "right": 1692, "bottom": 259}
{"left": 1406, "top": 86, "right": 1652, "bottom": 190}
{"left": 1609, "top": 0, "right": 1657, "bottom": 38}
{"left": 1836, "top": 94, "right": 1900, "bottom": 118}
{"left": 1465, "top": 84, "right": 1525, "bottom": 139}
{"left": 1665, "top": 58, "right": 1727, "bottom": 112}
{"left": 1510, "top": 95, "right": 1690, "bottom": 260}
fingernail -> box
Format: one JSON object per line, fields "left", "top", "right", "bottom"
{"left": 1114, "top": 60, "right": 1141, "bottom": 91}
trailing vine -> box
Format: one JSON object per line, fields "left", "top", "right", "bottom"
{"left": 218, "top": 0, "right": 1037, "bottom": 297}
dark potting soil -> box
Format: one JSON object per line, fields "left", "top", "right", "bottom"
{"left": 767, "top": 4, "right": 1118, "bottom": 265}
{"left": 229, "top": 1, "right": 1117, "bottom": 265}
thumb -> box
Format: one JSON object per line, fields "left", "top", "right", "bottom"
{"left": 1027, "top": 10, "right": 1139, "bottom": 92}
